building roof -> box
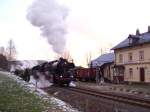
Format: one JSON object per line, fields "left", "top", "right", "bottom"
{"left": 91, "top": 53, "right": 115, "bottom": 67}
{"left": 112, "top": 31, "right": 150, "bottom": 50}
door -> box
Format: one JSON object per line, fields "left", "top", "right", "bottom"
{"left": 140, "top": 68, "right": 145, "bottom": 82}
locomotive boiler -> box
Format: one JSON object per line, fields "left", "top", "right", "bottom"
{"left": 32, "top": 57, "right": 75, "bottom": 86}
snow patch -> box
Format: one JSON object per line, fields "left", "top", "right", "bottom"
{"left": 69, "top": 81, "right": 76, "bottom": 87}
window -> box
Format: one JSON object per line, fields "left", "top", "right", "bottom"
{"left": 128, "top": 52, "right": 133, "bottom": 62}
{"left": 139, "top": 51, "right": 144, "bottom": 61}
{"left": 119, "top": 54, "right": 123, "bottom": 63}
{"left": 129, "top": 38, "right": 133, "bottom": 45}
{"left": 129, "top": 68, "right": 133, "bottom": 79}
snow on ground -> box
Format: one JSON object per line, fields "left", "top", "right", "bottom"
{"left": 0, "top": 71, "right": 80, "bottom": 112}
{"left": 69, "top": 81, "right": 76, "bottom": 87}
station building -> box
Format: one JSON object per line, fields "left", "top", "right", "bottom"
{"left": 112, "top": 27, "right": 150, "bottom": 83}
{"left": 91, "top": 53, "right": 115, "bottom": 82}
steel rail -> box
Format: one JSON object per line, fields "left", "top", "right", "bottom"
{"left": 68, "top": 87, "right": 150, "bottom": 109}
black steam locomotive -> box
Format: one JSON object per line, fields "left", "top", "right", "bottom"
{"left": 32, "top": 57, "right": 75, "bottom": 86}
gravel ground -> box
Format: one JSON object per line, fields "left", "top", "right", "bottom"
{"left": 45, "top": 86, "right": 150, "bottom": 112}
{"left": 75, "top": 81, "right": 150, "bottom": 99}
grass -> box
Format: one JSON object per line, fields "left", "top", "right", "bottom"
{"left": 0, "top": 73, "right": 51, "bottom": 112}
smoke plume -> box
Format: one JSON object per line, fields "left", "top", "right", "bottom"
{"left": 27, "top": 0, "right": 68, "bottom": 54}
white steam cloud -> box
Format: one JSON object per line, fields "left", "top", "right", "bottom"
{"left": 27, "top": 0, "right": 68, "bottom": 54}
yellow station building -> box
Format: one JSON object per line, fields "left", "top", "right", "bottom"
{"left": 112, "top": 27, "right": 150, "bottom": 83}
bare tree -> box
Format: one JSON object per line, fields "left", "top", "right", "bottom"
{"left": 62, "top": 50, "right": 72, "bottom": 62}
{"left": 99, "top": 48, "right": 106, "bottom": 55}
{"left": 0, "top": 54, "right": 8, "bottom": 70}
{"left": 6, "top": 39, "right": 17, "bottom": 61}
{"left": 86, "top": 52, "right": 92, "bottom": 67}
{"left": 0, "top": 46, "right": 5, "bottom": 55}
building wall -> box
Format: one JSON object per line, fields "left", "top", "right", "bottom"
{"left": 115, "top": 43, "right": 150, "bottom": 82}
{"left": 115, "top": 43, "right": 150, "bottom": 65}
{"left": 124, "top": 64, "right": 150, "bottom": 82}
{"left": 103, "top": 63, "right": 114, "bottom": 81}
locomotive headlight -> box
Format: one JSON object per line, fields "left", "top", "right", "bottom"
{"left": 60, "top": 75, "right": 63, "bottom": 78}
{"left": 70, "top": 75, "right": 74, "bottom": 78}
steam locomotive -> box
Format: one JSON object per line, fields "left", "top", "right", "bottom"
{"left": 32, "top": 57, "right": 75, "bottom": 86}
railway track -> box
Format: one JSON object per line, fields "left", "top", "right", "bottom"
{"left": 67, "top": 87, "right": 150, "bottom": 109}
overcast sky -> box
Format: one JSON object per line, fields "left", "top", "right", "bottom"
{"left": 1, "top": 0, "right": 150, "bottom": 66}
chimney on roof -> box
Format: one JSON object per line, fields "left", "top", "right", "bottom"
{"left": 136, "top": 29, "right": 140, "bottom": 35}
{"left": 148, "top": 26, "right": 150, "bottom": 32}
